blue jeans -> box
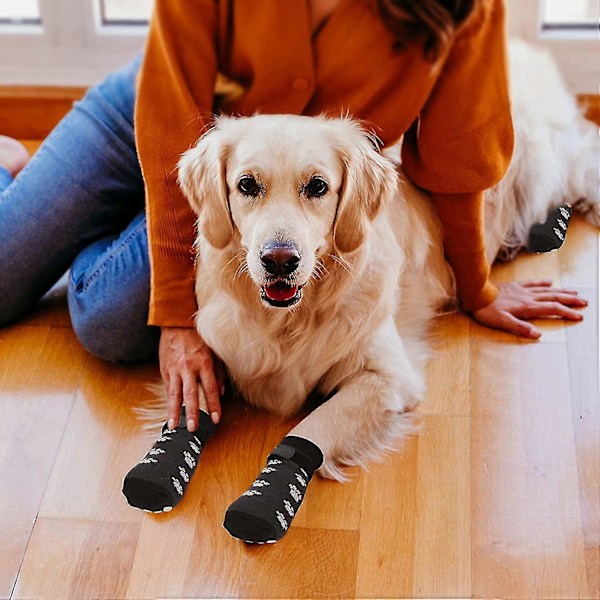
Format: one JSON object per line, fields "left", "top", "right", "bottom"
{"left": 0, "top": 55, "right": 160, "bottom": 362}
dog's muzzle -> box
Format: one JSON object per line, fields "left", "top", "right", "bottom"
{"left": 259, "top": 242, "right": 304, "bottom": 308}
{"left": 260, "top": 282, "right": 305, "bottom": 307}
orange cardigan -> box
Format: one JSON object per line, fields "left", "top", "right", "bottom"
{"left": 134, "top": 0, "right": 514, "bottom": 327}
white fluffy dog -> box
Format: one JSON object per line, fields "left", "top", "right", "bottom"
{"left": 147, "top": 41, "right": 598, "bottom": 481}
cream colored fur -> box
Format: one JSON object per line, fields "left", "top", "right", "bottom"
{"left": 136, "top": 41, "right": 598, "bottom": 482}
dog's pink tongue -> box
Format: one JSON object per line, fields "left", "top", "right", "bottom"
{"left": 265, "top": 283, "right": 298, "bottom": 301}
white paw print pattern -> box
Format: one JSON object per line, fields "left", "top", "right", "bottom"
{"left": 299, "top": 467, "right": 308, "bottom": 479}
{"left": 189, "top": 440, "right": 201, "bottom": 454}
{"left": 275, "top": 510, "right": 288, "bottom": 530}
{"left": 252, "top": 479, "right": 270, "bottom": 488}
{"left": 148, "top": 448, "right": 165, "bottom": 456}
{"left": 242, "top": 489, "right": 262, "bottom": 496}
{"left": 559, "top": 206, "right": 571, "bottom": 219}
{"left": 157, "top": 435, "right": 172, "bottom": 443}
{"left": 183, "top": 451, "right": 196, "bottom": 469}
{"left": 140, "top": 457, "right": 158, "bottom": 464}
{"left": 288, "top": 483, "right": 302, "bottom": 502}
{"left": 178, "top": 466, "right": 189, "bottom": 482}
{"left": 261, "top": 466, "right": 276, "bottom": 474}
{"left": 295, "top": 473, "right": 306, "bottom": 487}
{"left": 554, "top": 227, "right": 565, "bottom": 241}
{"left": 283, "top": 499, "right": 295, "bottom": 517}
{"left": 172, "top": 477, "right": 184, "bottom": 495}
{"left": 193, "top": 435, "right": 203, "bottom": 448}
{"left": 267, "top": 459, "right": 282, "bottom": 466}
{"left": 164, "top": 429, "right": 177, "bottom": 434}
{"left": 557, "top": 218, "right": 567, "bottom": 231}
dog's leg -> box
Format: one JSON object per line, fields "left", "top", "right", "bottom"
{"left": 290, "top": 321, "right": 423, "bottom": 481}
{"left": 223, "top": 434, "right": 324, "bottom": 544}
{"left": 288, "top": 367, "right": 420, "bottom": 482}
{"left": 122, "top": 407, "right": 217, "bottom": 513}
{"left": 222, "top": 367, "right": 419, "bottom": 543}
{"left": 222, "top": 322, "right": 423, "bottom": 543}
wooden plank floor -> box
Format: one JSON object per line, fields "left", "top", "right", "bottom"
{"left": 1, "top": 141, "right": 598, "bottom": 599}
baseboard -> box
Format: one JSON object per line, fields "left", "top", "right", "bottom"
{"left": 0, "top": 85, "right": 598, "bottom": 140}
{"left": 0, "top": 86, "right": 86, "bottom": 139}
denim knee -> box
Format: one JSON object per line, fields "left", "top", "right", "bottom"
{"left": 67, "top": 225, "right": 159, "bottom": 363}
{"left": 68, "top": 285, "right": 159, "bottom": 363}
{"left": 68, "top": 282, "right": 159, "bottom": 362}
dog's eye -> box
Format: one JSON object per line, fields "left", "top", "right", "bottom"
{"left": 238, "top": 175, "right": 259, "bottom": 196}
{"left": 306, "top": 177, "right": 328, "bottom": 198}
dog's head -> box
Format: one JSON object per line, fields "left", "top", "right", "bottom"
{"left": 178, "top": 114, "right": 398, "bottom": 309}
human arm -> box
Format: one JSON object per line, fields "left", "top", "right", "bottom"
{"left": 135, "top": 0, "right": 223, "bottom": 425}
{"left": 135, "top": 0, "right": 218, "bottom": 327}
{"left": 399, "top": 0, "right": 586, "bottom": 336}
{"left": 401, "top": 0, "right": 513, "bottom": 312}
{"left": 429, "top": 191, "right": 586, "bottom": 337}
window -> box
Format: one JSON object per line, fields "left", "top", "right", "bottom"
{"left": 507, "top": 0, "right": 599, "bottom": 92}
{"left": 543, "top": 0, "right": 598, "bottom": 30}
{"left": 0, "top": 0, "right": 40, "bottom": 24}
{"left": 100, "top": 0, "right": 152, "bottom": 25}
{"left": 0, "top": 0, "right": 149, "bottom": 85}
{"left": 0, "top": 0, "right": 597, "bottom": 90}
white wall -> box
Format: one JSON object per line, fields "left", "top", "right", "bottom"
{"left": 507, "top": 0, "right": 599, "bottom": 93}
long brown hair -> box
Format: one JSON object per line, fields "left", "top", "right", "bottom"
{"left": 375, "top": 0, "right": 477, "bottom": 61}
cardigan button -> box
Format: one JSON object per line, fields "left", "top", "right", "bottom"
{"left": 291, "top": 78, "right": 310, "bottom": 92}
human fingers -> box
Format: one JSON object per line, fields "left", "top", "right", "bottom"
{"left": 500, "top": 312, "right": 542, "bottom": 339}
{"left": 520, "top": 279, "right": 553, "bottom": 288}
{"left": 198, "top": 356, "right": 221, "bottom": 425}
{"left": 527, "top": 286, "right": 580, "bottom": 295}
{"left": 523, "top": 301, "right": 584, "bottom": 321}
{"left": 181, "top": 371, "right": 200, "bottom": 431}
{"left": 532, "top": 292, "right": 587, "bottom": 307}
{"left": 167, "top": 374, "right": 183, "bottom": 430}
{"left": 197, "top": 387, "right": 209, "bottom": 417}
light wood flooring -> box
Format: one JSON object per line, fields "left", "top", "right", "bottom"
{"left": 0, "top": 141, "right": 598, "bottom": 599}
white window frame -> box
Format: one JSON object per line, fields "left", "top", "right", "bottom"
{"left": 0, "top": 0, "right": 597, "bottom": 91}
{"left": 507, "top": 0, "right": 599, "bottom": 93}
{"left": 0, "top": 0, "right": 148, "bottom": 86}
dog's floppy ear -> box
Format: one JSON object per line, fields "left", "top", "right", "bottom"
{"left": 178, "top": 124, "right": 233, "bottom": 249}
{"left": 333, "top": 131, "right": 398, "bottom": 254}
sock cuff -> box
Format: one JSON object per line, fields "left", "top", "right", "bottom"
{"left": 166, "top": 408, "right": 217, "bottom": 443}
{"left": 269, "top": 435, "right": 324, "bottom": 478}
{"left": 196, "top": 409, "right": 217, "bottom": 441}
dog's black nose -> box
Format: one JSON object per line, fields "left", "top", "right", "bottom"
{"left": 260, "top": 244, "right": 300, "bottom": 276}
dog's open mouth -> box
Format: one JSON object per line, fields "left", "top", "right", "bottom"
{"left": 260, "top": 281, "right": 304, "bottom": 308}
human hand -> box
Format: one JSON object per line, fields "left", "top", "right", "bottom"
{"left": 159, "top": 327, "right": 225, "bottom": 431}
{"left": 471, "top": 279, "right": 587, "bottom": 339}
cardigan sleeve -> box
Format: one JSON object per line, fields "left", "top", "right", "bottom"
{"left": 430, "top": 191, "right": 499, "bottom": 311}
{"left": 401, "top": 0, "right": 514, "bottom": 311}
{"left": 135, "top": 0, "right": 219, "bottom": 327}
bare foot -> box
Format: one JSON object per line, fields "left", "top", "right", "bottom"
{"left": 0, "top": 135, "right": 30, "bottom": 177}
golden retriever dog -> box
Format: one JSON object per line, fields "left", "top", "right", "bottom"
{"left": 145, "top": 41, "right": 598, "bottom": 482}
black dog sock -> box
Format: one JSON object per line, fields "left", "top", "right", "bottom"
{"left": 527, "top": 204, "right": 572, "bottom": 253}
{"left": 122, "top": 408, "right": 216, "bottom": 513}
{"left": 223, "top": 435, "right": 324, "bottom": 543}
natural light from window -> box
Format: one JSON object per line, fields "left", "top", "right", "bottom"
{"left": 0, "top": 0, "right": 40, "bottom": 23}
{"left": 543, "top": 0, "right": 598, "bottom": 27}
{"left": 101, "top": 0, "right": 152, "bottom": 24}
